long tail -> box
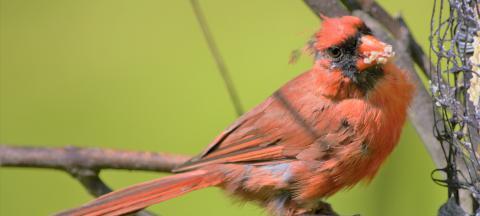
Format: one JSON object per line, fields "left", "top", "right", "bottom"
{"left": 56, "top": 169, "right": 222, "bottom": 216}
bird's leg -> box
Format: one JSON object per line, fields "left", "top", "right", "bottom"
{"left": 295, "top": 200, "right": 339, "bottom": 216}
{"left": 266, "top": 193, "right": 296, "bottom": 216}
{"left": 267, "top": 194, "right": 338, "bottom": 216}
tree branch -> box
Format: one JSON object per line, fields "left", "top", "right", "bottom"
{"left": 303, "top": 0, "right": 349, "bottom": 17}
{"left": 0, "top": 145, "right": 189, "bottom": 172}
{"left": 0, "top": 145, "right": 190, "bottom": 216}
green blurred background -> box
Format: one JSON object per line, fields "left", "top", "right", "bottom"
{"left": 0, "top": 0, "right": 443, "bottom": 215}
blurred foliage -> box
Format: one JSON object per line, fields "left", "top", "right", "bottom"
{"left": 0, "top": 0, "right": 443, "bottom": 215}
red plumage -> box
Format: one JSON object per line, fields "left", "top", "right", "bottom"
{"left": 58, "top": 16, "right": 414, "bottom": 216}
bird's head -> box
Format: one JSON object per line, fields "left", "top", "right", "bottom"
{"left": 311, "top": 16, "right": 394, "bottom": 94}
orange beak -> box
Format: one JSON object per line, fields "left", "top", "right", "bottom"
{"left": 356, "top": 35, "right": 394, "bottom": 71}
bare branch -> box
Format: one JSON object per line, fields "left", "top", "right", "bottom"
{"left": 0, "top": 145, "right": 190, "bottom": 172}
{"left": 67, "top": 168, "right": 113, "bottom": 197}
{"left": 0, "top": 145, "right": 187, "bottom": 216}
{"left": 303, "top": 0, "right": 349, "bottom": 17}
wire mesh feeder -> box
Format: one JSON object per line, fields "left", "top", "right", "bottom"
{"left": 430, "top": 0, "right": 480, "bottom": 215}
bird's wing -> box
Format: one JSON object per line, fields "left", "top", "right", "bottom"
{"left": 173, "top": 95, "right": 292, "bottom": 172}
{"left": 173, "top": 72, "right": 346, "bottom": 172}
{"left": 173, "top": 68, "right": 362, "bottom": 172}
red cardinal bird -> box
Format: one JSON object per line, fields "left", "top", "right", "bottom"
{"left": 58, "top": 16, "right": 414, "bottom": 216}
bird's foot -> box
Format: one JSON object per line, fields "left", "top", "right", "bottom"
{"left": 296, "top": 201, "right": 338, "bottom": 216}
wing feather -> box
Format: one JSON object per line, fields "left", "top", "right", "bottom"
{"left": 174, "top": 71, "right": 337, "bottom": 173}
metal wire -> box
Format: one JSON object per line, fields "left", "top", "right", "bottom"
{"left": 430, "top": 0, "right": 480, "bottom": 214}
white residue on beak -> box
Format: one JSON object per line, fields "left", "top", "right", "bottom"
{"left": 363, "top": 44, "right": 395, "bottom": 65}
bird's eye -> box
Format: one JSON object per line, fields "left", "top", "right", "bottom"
{"left": 327, "top": 47, "right": 342, "bottom": 59}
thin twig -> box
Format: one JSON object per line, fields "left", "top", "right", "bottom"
{"left": 68, "top": 168, "right": 113, "bottom": 197}
{"left": 190, "top": 0, "right": 244, "bottom": 116}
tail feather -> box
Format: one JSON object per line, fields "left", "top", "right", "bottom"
{"left": 57, "top": 170, "right": 222, "bottom": 216}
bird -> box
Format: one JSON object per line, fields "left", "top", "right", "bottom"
{"left": 57, "top": 16, "right": 415, "bottom": 216}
